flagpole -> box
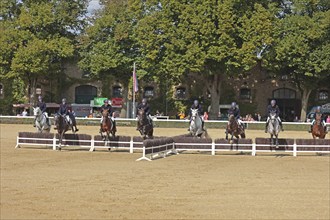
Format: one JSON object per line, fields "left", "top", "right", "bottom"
{"left": 132, "top": 62, "right": 136, "bottom": 118}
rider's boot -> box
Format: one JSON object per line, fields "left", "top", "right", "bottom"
{"left": 264, "top": 123, "right": 268, "bottom": 133}
{"left": 309, "top": 125, "right": 313, "bottom": 133}
{"left": 33, "top": 118, "right": 36, "bottom": 127}
{"left": 202, "top": 121, "right": 206, "bottom": 131}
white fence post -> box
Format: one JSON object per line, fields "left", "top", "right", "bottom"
{"left": 252, "top": 143, "right": 256, "bottom": 156}
{"left": 293, "top": 141, "right": 297, "bottom": 157}
{"left": 15, "top": 136, "right": 20, "bottom": 148}
{"left": 129, "top": 139, "right": 134, "bottom": 153}
{"left": 211, "top": 140, "right": 215, "bottom": 156}
{"left": 52, "top": 135, "right": 56, "bottom": 150}
{"left": 89, "top": 138, "right": 95, "bottom": 152}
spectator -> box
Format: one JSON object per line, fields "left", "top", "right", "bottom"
{"left": 178, "top": 111, "right": 185, "bottom": 119}
{"left": 22, "top": 109, "right": 28, "bottom": 117}
{"left": 203, "top": 112, "right": 209, "bottom": 121}
{"left": 326, "top": 115, "right": 330, "bottom": 123}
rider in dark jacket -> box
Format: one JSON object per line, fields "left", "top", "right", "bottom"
{"left": 310, "top": 106, "right": 326, "bottom": 133}
{"left": 227, "top": 102, "right": 243, "bottom": 130}
{"left": 265, "top": 99, "right": 283, "bottom": 132}
{"left": 56, "top": 98, "right": 79, "bottom": 132}
{"left": 188, "top": 100, "right": 205, "bottom": 131}
{"left": 136, "top": 98, "right": 152, "bottom": 130}
{"left": 100, "top": 99, "right": 116, "bottom": 132}
{"left": 33, "top": 95, "right": 50, "bottom": 127}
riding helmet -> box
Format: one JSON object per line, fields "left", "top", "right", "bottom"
{"left": 62, "top": 98, "right": 66, "bottom": 103}
{"left": 104, "top": 99, "right": 109, "bottom": 104}
{"left": 142, "top": 98, "right": 147, "bottom": 105}
{"left": 271, "top": 99, "right": 276, "bottom": 106}
{"left": 38, "top": 95, "right": 42, "bottom": 101}
{"left": 316, "top": 106, "right": 321, "bottom": 112}
{"left": 194, "top": 100, "right": 199, "bottom": 106}
{"left": 231, "top": 102, "right": 236, "bottom": 108}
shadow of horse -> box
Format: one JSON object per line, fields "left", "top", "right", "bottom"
{"left": 100, "top": 109, "right": 116, "bottom": 146}
{"left": 137, "top": 108, "right": 153, "bottom": 140}
{"left": 312, "top": 114, "right": 327, "bottom": 139}
{"left": 226, "top": 114, "right": 245, "bottom": 142}
{"left": 54, "top": 114, "right": 75, "bottom": 150}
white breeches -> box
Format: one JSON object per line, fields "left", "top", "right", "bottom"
{"left": 311, "top": 119, "right": 326, "bottom": 127}
{"left": 266, "top": 116, "right": 281, "bottom": 123}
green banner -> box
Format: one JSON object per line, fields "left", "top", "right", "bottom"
{"left": 93, "top": 97, "right": 107, "bottom": 107}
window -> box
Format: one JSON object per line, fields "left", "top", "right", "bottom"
{"left": 318, "top": 90, "right": 328, "bottom": 100}
{"left": 75, "top": 85, "right": 97, "bottom": 104}
{"left": 144, "top": 86, "right": 154, "bottom": 98}
{"left": 175, "top": 87, "right": 186, "bottom": 99}
{"left": 240, "top": 88, "right": 251, "bottom": 100}
{"left": 273, "top": 88, "right": 296, "bottom": 99}
{"left": 112, "top": 86, "right": 122, "bottom": 98}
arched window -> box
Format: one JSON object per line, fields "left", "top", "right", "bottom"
{"left": 318, "top": 90, "right": 328, "bottom": 100}
{"left": 75, "top": 85, "right": 97, "bottom": 104}
{"left": 273, "top": 88, "right": 296, "bottom": 99}
{"left": 240, "top": 88, "right": 251, "bottom": 100}
{"left": 144, "top": 86, "right": 154, "bottom": 98}
{"left": 175, "top": 87, "right": 186, "bottom": 99}
{"left": 112, "top": 86, "right": 122, "bottom": 98}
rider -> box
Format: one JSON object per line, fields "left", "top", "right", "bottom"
{"left": 310, "top": 106, "right": 327, "bottom": 133}
{"left": 55, "top": 98, "right": 79, "bottom": 132}
{"left": 136, "top": 98, "right": 152, "bottom": 130}
{"left": 100, "top": 99, "right": 116, "bottom": 132}
{"left": 33, "top": 95, "right": 50, "bottom": 127}
{"left": 265, "top": 99, "right": 283, "bottom": 133}
{"left": 227, "top": 102, "right": 243, "bottom": 127}
{"left": 188, "top": 100, "right": 205, "bottom": 131}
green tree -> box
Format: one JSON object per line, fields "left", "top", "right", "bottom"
{"left": 134, "top": 0, "right": 275, "bottom": 119}
{"left": 266, "top": 0, "right": 330, "bottom": 121}
{"left": 0, "top": 0, "right": 88, "bottom": 107}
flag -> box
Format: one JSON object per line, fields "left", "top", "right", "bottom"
{"left": 133, "top": 63, "right": 138, "bottom": 93}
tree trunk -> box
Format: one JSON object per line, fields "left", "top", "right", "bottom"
{"left": 28, "top": 77, "right": 37, "bottom": 114}
{"left": 208, "top": 74, "right": 222, "bottom": 120}
{"left": 300, "top": 88, "right": 312, "bottom": 122}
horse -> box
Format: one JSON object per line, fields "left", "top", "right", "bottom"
{"left": 225, "top": 114, "right": 245, "bottom": 141}
{"left": 100, "top": 109, "right": 116, "bottom": 143}
{"left": 266, "top": 112, "right": 280, "bottom": 147}
{"left": 54, "top": 113, "right": 74, "bottom": 150}
{"left": 312, "top": 114, "right": 326, "bottom": 139}
{"left": 137, "top": 108, "right": 153, "bottom": 139}
{"left": 189, "top": 108, "right": 204, "bottom": 137}
{"left": 33, "top": 107, "right": 50, "bottom": 133}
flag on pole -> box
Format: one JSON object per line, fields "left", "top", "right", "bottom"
{"left": 133, "top": 63, "right": 138, "bottom": 93}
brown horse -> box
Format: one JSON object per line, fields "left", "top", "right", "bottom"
{"left": 225, "top": 114, "right": 245, "bottom": 141}
{"left": 137, "top": 108, "right": 153, "bottom": 139}
{"left": 312, "top": 114, "right": 326, "bottom": 139}
{"left": 54, "top": 113, "right": 73, "bottom": 150}
{"left": 100, "top": 109, "right": 116, "bottom": 142}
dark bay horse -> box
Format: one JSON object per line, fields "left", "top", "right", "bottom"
{"left": 226, "top": 114, "right": 245, "bottom": 142}
{"left": 137, "top": 108, "right": 153, "bottom": 139}
{"left": 100, "top": 109, "right": 116, "bottom": 142}
{"left": 54, "top": 114, "right": 74, "bottom": 150}
{"left": 267, "top": 112, "right": 280, "bottom": 147}
{"left": 312, "top": 114, "right": 326, "bottom": 139}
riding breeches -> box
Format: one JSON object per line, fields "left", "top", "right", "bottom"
{"left": 227, "top": 118, "right": 242, "bottom": 125}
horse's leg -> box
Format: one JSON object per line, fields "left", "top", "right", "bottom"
{"left": 275, "top": 134, "right": 279, "bottom": 148}
{"left": 270, "top": 134, "right": 273, "bottom": 146}
{"left": 225, "top": 127, "right": 228, "bottom": 140}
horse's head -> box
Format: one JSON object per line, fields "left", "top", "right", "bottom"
{"left": 269, "top": 112, "right": 276, "bottom": 120}
{"left": 102, "top": 109, "right": 109, "bottom": 117}
{"left": 33, "top": 107, "right": 41, "bottom": 116}
{"left": 228, "top": 114, "right": 235, "bottom": 122}
{"left": 191, "top": 108, "right": 198, "bottom": 119}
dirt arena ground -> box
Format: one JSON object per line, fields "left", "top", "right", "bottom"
{"left": 1, "top": 124, "right": 329, "bottom": 220}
